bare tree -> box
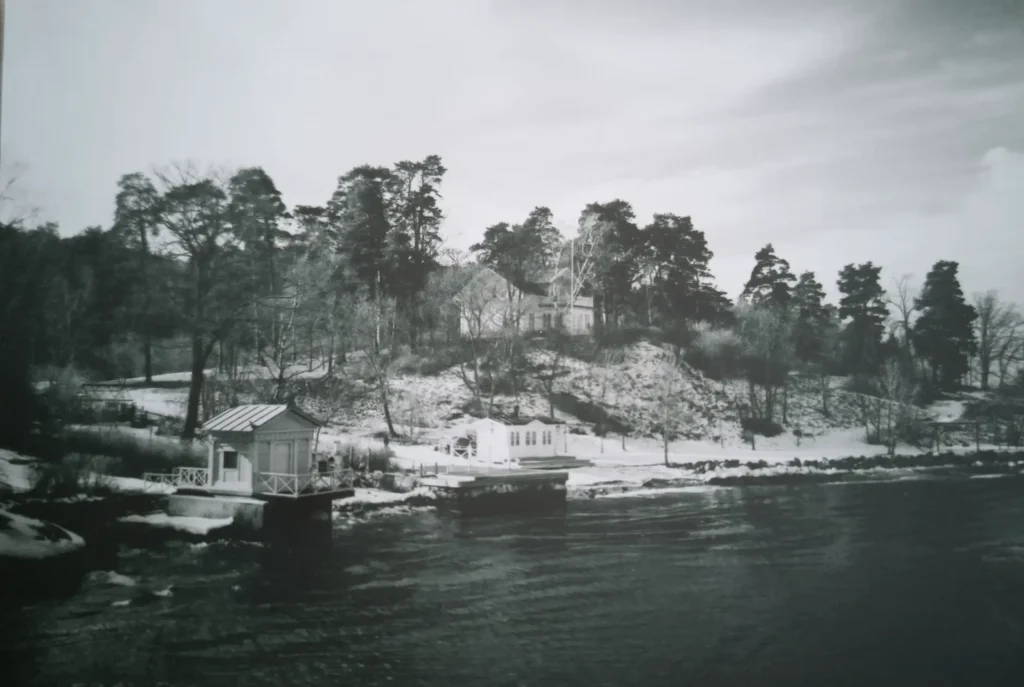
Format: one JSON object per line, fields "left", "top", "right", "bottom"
{"left": 644, "top": 348, "right": 691, "bottom": 466}
{"left": 973, "top": 291, "right": 1022, "bottom": 391}
{"left": 352, "top": 296, "right": 402, "bottom": 438}
{"left": 530, "top": 331, "right": 571, "bottom": 418}
{"left": 153, "top": 163, "right": 251, "bottom": 439}
{"left": 735, "top": 303, "right": 794, "bottom": 424}
{"left": 876, "top": 359, "right": 918, "bottom": 455}
{"left": 885, "top": 274, "right": 918, "bottom": 350}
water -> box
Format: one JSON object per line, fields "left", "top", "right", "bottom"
{"left": 5, "top": 477, "right": 1024, "bottom": 686}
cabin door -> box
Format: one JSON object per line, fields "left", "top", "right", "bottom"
{"left": 270, "top": 441, "right": 293, "bottom": 474}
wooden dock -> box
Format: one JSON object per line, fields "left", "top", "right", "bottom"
{"left": 420, "top": 469, "right": 569, "bottom": 515}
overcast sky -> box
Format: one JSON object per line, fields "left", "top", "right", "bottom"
{"left": 4, "top": 0, "right": 1024, "bottom": 303}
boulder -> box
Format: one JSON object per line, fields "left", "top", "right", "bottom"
{"left": 0, "top": 509, "right": 87, "bottom": 600}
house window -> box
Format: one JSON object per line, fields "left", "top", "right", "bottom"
{"left": 514, "top": 431, "right": 520, "bottom": 446}
{"left": 223, "top": 450, "right": 238, "bottom": 470}
{"left": 556, "top": 313, "right": 564, "bottom": 329}
{"left": 526, "top": 432, "right": 532, "bottom": 446}
{"left": 509, "top": 431, "right": 514, "bottom": 446}
{"left": 543, "top": 313, "right": 552, "bottom": 329}
{"left": 529, "top": 313, "right": 535, "bottom": 330}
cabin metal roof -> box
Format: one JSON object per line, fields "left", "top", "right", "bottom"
{"left": 200, "top": 404, "right": 320, "bottom": 433}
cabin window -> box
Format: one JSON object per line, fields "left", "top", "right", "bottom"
{"left": 222, "top": 450, "right": 238, "bottom": 470}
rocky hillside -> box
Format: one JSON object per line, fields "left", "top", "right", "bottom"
{"left": 317, "top": 341, "right": 873, "bottom": 446}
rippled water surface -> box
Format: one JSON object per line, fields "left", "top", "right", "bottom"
{"left": 6, "top": 478, "right": 1024, "bottom": 686}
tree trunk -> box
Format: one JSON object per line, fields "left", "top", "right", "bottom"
{"left": 782, "top": 384, "right": 788, "bottom": 425}
{"left": 182, "top": 337, "right": 207, "bottom": 440}
{"left": 381, "top": 377, "right": 398, "bottom": 438}
{"left": 663, "top": 435, "right": 669, "bottom": 466}
{"left": 143, "top": 331, "right": 153, "bottom": 383}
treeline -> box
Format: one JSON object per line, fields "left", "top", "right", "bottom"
{"left": 2, "top": 156, "right": 1023, "bottom": 451}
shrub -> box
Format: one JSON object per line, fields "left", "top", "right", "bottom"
{"left": 684, "top": 325, "right": 744, "bottom": 380}
{"left": 595, "top": 325, "right": 664, "bottom": 349}
{"left": 392, "top": 345, "right": 470, "bottom": 376}
{"left": 740, "top": 417, "right": 784, "bottom": 437}
{"left": 55, "top": 427, "right": 205, "bottom": 478}
{"left": 331, "top": 441, "right": 396, "bottom": 472}
{"left": 550, "top": 391, "right": 631, "bottom": 434}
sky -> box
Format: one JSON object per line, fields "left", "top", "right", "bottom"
{"left": 3, "top": 0, "right": 1024, "bottom": 304}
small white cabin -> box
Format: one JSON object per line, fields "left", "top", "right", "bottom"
{"left": 199, "top": 404, "right": 331, "bottom": 497}
{"left": 470, "top": 412, "right": 567, "bottom": 465}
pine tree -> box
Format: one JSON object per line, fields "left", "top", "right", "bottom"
{"left": 577, "top": 200, "right": 641, "bottom": 327}
{"left": 740, "top": 243, "right": 796, "bottom": 308}
{"left": 639, "top": 213, "right": 720, "bottom": 325}
{"left": 836, "top": 262, "right": 889, "bottom": 375}
{"left": 791, "top": 271, "right": 829, "bottom": 364}
{"left": 912, "top": 260, "right": 978, "bottom": 390}
{"left": 112, "top": 172, "right": 161, "bottom": 382}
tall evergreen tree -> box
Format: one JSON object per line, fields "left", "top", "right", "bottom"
{"left": 158, "top": 175, "right": 250, "bottom": 439}
{"left": 227, "top": 167, "right": 292, "bottom": 296}
{"left": 113, "top": 172, "right": 162, "bottom": 381}
{"left": 577, "top": 200, "right": 641, "bottom": 327}
{"left": 386, "top": 155, "right": 446, "bottom": 347}
{"left": 639, "top": 213, "right": 717, "bottom": 325}
{"left": 791, "top": 271, "right": 829, "bottom": 364}
{"left": 470, "top": 206, "right": 561, "bottom": 290}
{"left": 740, "top": 243, "right": 796, "bottom": 308}
{"left": 912, "top": 260, "right": 978, "bottom": 390}
{"left": 836, "top": 262, "right": 889, "bottom": 375}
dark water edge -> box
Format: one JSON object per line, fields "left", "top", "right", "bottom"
{"left": 4, "top": 475, "right": 1024, "bottom": 686}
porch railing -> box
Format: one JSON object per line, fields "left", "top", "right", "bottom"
{"left": 142, "top": 466, "right": 211, "bottom": 491}
{"left": 257, "top": 468, "right": 356, "bottom": 497}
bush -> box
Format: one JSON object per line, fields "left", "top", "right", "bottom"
{"left": 54, "top": 427, "right": 205, "bottom": 478}
{"left": 594, "top": 325, "right": 664, "bottom": 349}
{"left": 331, "top": 441, "right": 396, "bottom": 472}
{"left": 740, "top": 417, "right": 784, "bottom": 437}
{"left": 550, "top": 391, "right": 631, "bottom": 434}
{"left": 684, "top": 325, "right": 744, "bottom": 380}
{"left": 392, "top": 345, "right": 470, "bottom": 376}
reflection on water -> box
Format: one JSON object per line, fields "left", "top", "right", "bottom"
{"left": 4, "top": 478, "right": 1024, "bottom": 686}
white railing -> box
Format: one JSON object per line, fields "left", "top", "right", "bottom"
{"left": 141, "top": 467, "right": 210, "bottom": 491}
{"left": 174, "top": 466, "right": 210, "bottom": 487}
{"left": 142, "top": 472, "right": 177, "bottom": 491}
{"left": 257, "top": 468, "right": 355, "bottom": 497}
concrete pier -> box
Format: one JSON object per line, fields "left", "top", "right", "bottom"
{"left": 420, "top": 470, "right": 568, "bottom": 515}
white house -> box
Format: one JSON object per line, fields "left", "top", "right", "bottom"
{"left": 470, "top": 411, "right": 568, "bottom": 465}
{"left": 456, "top": 266, "right": 594, "bottom": 340}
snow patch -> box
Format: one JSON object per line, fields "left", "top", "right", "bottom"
{"left": 0, "top": 509, "right": 86, "bottom": 560}
{"left": 118, "top": 512, "right": 233, "bottom": 536}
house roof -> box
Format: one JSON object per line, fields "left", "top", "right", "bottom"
{"left": 201, "top": 404, "right": 321, "bottom": 433}
{"left": 484, "top": 412, "right": 564, "bottom": 427}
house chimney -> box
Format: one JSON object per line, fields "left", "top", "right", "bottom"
{"left": 513, "top": 404, "right": 520, "bottom": 418}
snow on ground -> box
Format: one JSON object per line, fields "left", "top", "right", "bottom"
{"left": 117, "top": 512, "right": 233, "bottom": 536}
{"left": 928, "top": 400, "right": 967, "bottom": 423}
{"left": 0, "top": 449, "right": 39, "bottom": 494}
{"left": 333, "top": 487, "right": 435, "bottom": 506}
{"left": 86, "top": 385, "right": 189, "bottom": 417}
{"left": 0, "top": 509, "right": 86, "bottom": 560}
{"left": 100, "top": 475, "right": 176, "bottom": 494}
